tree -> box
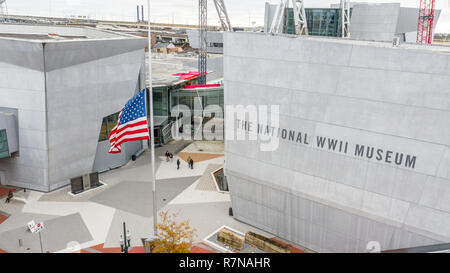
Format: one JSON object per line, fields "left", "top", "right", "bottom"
{"left": 150, "top": 210, "right": 197, "bottom": 253}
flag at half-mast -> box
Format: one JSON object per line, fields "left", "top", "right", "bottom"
{"left": 108, "top": 90, "right": 149, "bottom": 154}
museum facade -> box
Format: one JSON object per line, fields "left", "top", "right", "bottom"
{"left": 224, "top": 32, "right": 450, "bottom": 252}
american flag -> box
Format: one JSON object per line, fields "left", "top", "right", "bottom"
{"left": 108, "top": 90, "right": 149, "bottom": 154}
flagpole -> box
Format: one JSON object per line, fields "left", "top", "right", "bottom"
{"left": 147, "top": 0, "right": 158, "bottom": 234}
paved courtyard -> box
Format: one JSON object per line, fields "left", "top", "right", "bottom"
{"left": 0, "top": 141, "right": 305, "bottom": 253}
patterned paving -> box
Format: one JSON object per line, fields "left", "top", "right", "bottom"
{"left": 0, "top": 213, "right": 93, "bottom": 253}
{"left": 0, "top": 215, "right": 7, "bottom": 225}
{"left": 0, "top": 210, "right": 9, "bottom": 225}
{"left": 177, "top": 152, "right": 224, "bottom": 164}
{"left": 103, "top": 209, "right": 154, "bottom": 249}
{"left": 195, "top": 164, "right": 222, "bottom": 191}
{"left": 90, "top": 176, "right": 200, "bottom": 218}
{"left": 0, "top": 187, "right": 16, "bottom": 199}
{"left": 0, "top": 140, "right": 302, "bottom": 253}
{"left": 80, "top": 243, "right": 212, "bottom": 253}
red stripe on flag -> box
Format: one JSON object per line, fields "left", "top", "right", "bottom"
{"left": 112, "top": 136, "right": 150, "bottom": 148}
{"left": 108, "top": 106, "right": 149, "bottom": 154}
{"left": 108, "top": 120, "right": 148, "bottom": 139}
{"left": 109, "top": 128, "right": 149, "bottom": 142}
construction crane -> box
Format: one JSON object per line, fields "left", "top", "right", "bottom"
{"left": 292, "top": 0, "right": 308, "bottom": 35}
{"left": 269, "top": 0, "right": 288, "bottom": 34}
{"left": 269, "top": 0, "right": 308, "bottom": 35}
{"left": 198, "top": 0, "right": 232, "bottom": 85}
{"left": 0, "top": 0, "right": 7, "bottom": 17}
{"left": 213, "top": 0, "right": 232, "bottom": 32}
{"left": 198, "top": 0, "right": 208, "bottom": 85}
{"left": 340, "top": 0, "right": 350, "bottom": 38}
{"left": 417, "top": 0, "right": 436, "bottom": 44}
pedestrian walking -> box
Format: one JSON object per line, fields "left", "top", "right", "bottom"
{"left": 177, "top": 159, "right": 180, "bottom": 170}
{"left": 187, "top": 156, "right": 192, "bottom": 169}
{"left": 5, "top": 190, "right": 13, "bottom": 203}
{"left": 190, "top": 158, "right": 194, "bottom": 169}
{"left": 165, "top": 151, "right": 169, "bottom": 162}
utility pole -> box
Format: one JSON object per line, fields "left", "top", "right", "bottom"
{"left": 119, "top": 222, "right": 131, "bottom": 253}
{"left": 147, "top": 0, "right": 158, "bottom": 234}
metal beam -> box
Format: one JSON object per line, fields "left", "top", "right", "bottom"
{"left": 269, "top": 0, "right": 308, "bottom": 36}
{"left": 0, "top": 0, "right": 8, "bottom": 17}
{"left": 340, "top": 0, "right": 351, "bottom": 38}
{"left": 292, "top": 0, "right": 308, "bottom": 35}
{"left": 198, "top": 0, "right": 208, "bottom": 84}
{"left": 269, "top": 0, "right": 287, "bottom": 34}
{"left": 213, "top": 0, "right": 232, "bottom": 32}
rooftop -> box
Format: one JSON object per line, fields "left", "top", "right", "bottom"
{"left": 0, "top": 24, "right": 138, "bottom": 42}
{"left": 231, "top": 32, "right": 450, "bottom": 54}
{"left": 146, "top": 53, "right": 223, "bottom": 87}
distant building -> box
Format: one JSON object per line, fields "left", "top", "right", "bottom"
{"left": 264, "top": 2, "right": 441, "bottom": 43}
{"left": 152, "top": 42, "right": 180, "bottom": 54}
{"left": 0, "top": 24, "right": 225, "bottom": 192}
{"left": 0, "top": 24, "right": 147, "bottom": 191}
{"left": 186, "top": 29, "right": 224, "bottom": 54}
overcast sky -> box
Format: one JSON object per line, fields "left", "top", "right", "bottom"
{"left": 4, "top": 0, "right": 450, "bottom": 33}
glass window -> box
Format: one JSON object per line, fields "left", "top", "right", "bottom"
{"left": 281, "top": 8, "right": 352, "bottom": 37}
{"left": 147, "top": 87, "right": 169, "bottom": 117}
{"left": 98, "top": 112, "right": 120, "bottom": 142}
{"left": 0, "top": 129, "right": 9, "bottom": 158}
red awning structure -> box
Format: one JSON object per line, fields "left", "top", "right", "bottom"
{"left": 184, "top": 84, "right": 221, "bottom": 89}
{"left": 172, "top": 71, "right": 199, "bottom": 81}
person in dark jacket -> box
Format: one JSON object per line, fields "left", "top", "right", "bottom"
{"left": 187, "top": 156, "right": 192, "bottom": 169}
{"left": 165, "top": 151, "right": 169, "bottom": 162}
{"left": 177, "top": 159, "right": 181, "bottom": 170}
{"left": 189, "top": 158, "right": 194, "bottom": 169}
{"left": 5, "top": 190, "right": 13, "bottom": 203}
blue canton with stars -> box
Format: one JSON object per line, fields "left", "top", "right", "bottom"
{"left": 119, "top": 90, "right": 147, "bottom": 125}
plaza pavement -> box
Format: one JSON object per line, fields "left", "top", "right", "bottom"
{"left": 0, "top": 140, "right": 305, "bottom": 253}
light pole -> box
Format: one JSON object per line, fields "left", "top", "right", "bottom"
{"left": 119, "top": 222, "right": 131, "bottom": 253}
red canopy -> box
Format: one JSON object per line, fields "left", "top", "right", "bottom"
{"left": 172, "top": 71, "right": 199, "bottom": 81}
{"left": 184, "top": 84, "right": 221, "bottom": 89}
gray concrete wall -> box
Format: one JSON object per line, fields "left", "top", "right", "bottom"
{"left": 44, "top": 38, "right": 147, "bottom": 191}
{"left": 350, "top": 3, "right": 401, "bottom": 42}
{"left": 186, "top": 29, "right": 224, "bottom": 54}
{"left": 351, "top": 4, "right": 441, "bottom": 43}
{"left": 0, "top": 24, "right": 128, "bottom": 39}
{"left": 396, "top": 8, "right": 441, "bottom": 43}
{"left": 264, "top": 3, "right": 278, "bottom": 33}
{"left": 0, "top": 35, "right": 147, "bottom": 191}
{"left": 93, "top": 140, "right": 142, "bottom": 173}
{"left": 0, "top": 38, "right": 48, "bottom": 190}
{"left": 184, "top": 55, "right": 223, "bottom": 82}
{"left": 224, "top": 32, "right": 450, "bottom": 252}
{"left": 0, "top": 110, "right": 19, "bottom": 154}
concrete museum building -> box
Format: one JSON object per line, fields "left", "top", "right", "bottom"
{"left": 0, "top": 24, "right": 147, "bottom": 192}
{"left": 224, "top": 32, "right": 450, "bottom": 252}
